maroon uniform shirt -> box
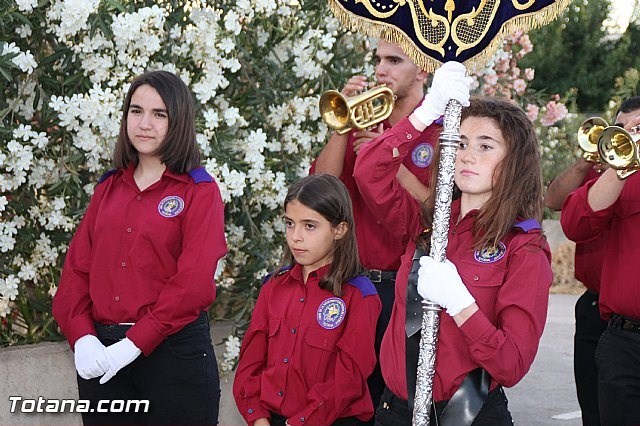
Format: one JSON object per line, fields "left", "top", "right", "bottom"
{"left": 570, "top": 170, "right": 607, "bottom": 293}
{"left": 52, "top": 164, "right": 227, "bottom": 355}
{"left": 233, "top": 264, "right": 382, "bottom": 426}
{"left": 561, "top": 172, "right": 640, "bottom": 320}
{"left": 353, "top": 117, "right": 553, "bottom": 401}
{"left": 311, "top": 117, "right": 440, "bottom": 270}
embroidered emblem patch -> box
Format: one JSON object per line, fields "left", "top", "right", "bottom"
{"left": 474, "top": 242, "right": 507, "bottom": 263}
{"left": 411, "top": 143, "right": 434, "bottom": 168}
{"left": 158, "top": 196, "right": 184, "bottom": 218}
{"left": 317, "top": 297, "right": 346, "bottom": 330}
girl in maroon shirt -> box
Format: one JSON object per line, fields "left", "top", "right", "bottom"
{"left": 354, "top": 93, "right": 552, "bottom": 425}
{"left": 53, "top": 71, "right": 227, "bottom": 425}
{"left": 233, "top": 174, "right": 381, "bottom": 426}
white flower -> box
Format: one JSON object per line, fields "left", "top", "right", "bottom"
{"left": 15, "top": 0, "right": 38, "bottom": 12}
{"left": 15, "top": 24, "right": 33, "bottom": 38}
{"left": 46, "top": 0, "right": 101, "bottom": 41}
{"left": 0, "top": 196, "right": 7, "bottom": 213}
{"left": 0, "top": 297, "right": 11, "bottom": 317}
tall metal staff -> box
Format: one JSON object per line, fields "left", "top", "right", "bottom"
{"left": 411, "top": 98, "right": 463, "bottom": 424}
{"left": 324, "top": 1, "right": 571, "bottom": 423}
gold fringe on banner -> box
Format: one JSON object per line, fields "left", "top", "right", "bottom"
{"left": 327, "top": 0, "right": 572, "bottom": 73}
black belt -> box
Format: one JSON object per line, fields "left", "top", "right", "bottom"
{"left": 609, "top": 314, "right": 640, "bottom": 333}
{"left": 366, "top": 269, "right": 397, "bottom": 283}
{"left": 95, "top": 311, "right": 209, "bottom": 341}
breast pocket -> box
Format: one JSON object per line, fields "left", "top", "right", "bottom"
{"left": 458, "top": 261, "right": 506, "bottom": 304}
{"left": 266, "top": 318, "right": 281, "bottom": 368}
{"left": 302, "top": 327, "right": 340, "bottom": 381}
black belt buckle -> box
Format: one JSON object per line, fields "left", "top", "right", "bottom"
{"left": 368, "top": 269, "right": 382, "bottom": 283}
{"left": 610, "top": 315, "right": 640, "bottom": 333}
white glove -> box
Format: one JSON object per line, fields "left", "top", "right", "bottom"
{"left": 99, "top": 337, "right": 142, "bottom": 384}
{"left": 413, "top": 61, "right": 472, "bottom": 127}
{"left": 74, "top": 334, "right": 109, "bottom": 380}
{"left": 417, "top": 256, "right": 475, "bottom": 317}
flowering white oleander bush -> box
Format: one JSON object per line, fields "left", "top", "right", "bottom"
{"left": 1, "top": 0, "right": 584, "bottom": 370}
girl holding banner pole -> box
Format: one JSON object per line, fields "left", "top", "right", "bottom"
{"left": 353, "top": 66, "right": 552, "bottom": 424}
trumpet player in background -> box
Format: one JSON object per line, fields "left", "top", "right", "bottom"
{"left": 560, "top": 96, "right": 640, "bottom": 425}
{"left": 546, "top": 96, "right": 640, "bottom": 426}
{"left": 312, "top": 39, "right": 442, "bottom": 424}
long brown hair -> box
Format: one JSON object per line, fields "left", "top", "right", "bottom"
{"left": 419, "top": 97, "right": 544, "bottom": 250}
{"left": 281, "top": 174, "right": 361, "bottom": 296}
{"left": 113, "top": 70, "right": 200, "bottom": 173}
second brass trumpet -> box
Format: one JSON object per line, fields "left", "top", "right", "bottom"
{"left": 319, "top": 86, "right": 395, "bottom": 135}
{"left": 577, "top": 117, "right": 608, "bottom": 164}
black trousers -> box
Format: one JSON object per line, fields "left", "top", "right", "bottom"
{"left": 595, "top": 319, "right": 640, "bottom": 425}
{"left": 359, "top": 277, "right": 396, "bottom": 426}
{"left": 77, "top": 313, "right": 220, "bottom": 426}
{"left": 374, "top": 386, "right": 513, "bottom": 426}
{"left": 574, "top": 289, "right": 607, "bottom": 426}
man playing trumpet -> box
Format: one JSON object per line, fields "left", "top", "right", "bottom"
{"left": 312, "top": 39, "right": 444, "bottom": 424}
{"left": 560, "top": 96, "right": 640, "bottom": 425}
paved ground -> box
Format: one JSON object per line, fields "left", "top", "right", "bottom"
{"left": 506, "top": 293, "right": 583, "bottom": 425}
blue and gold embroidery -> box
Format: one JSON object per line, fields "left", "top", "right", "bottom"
{"left": 317, "top": 297, "right": 346, "bottom": 330}
{"left": 158, "top": 195, "right": 185, "bottom": 218}
{"left": 411, "top": 143, "right": 434, "bottom": 168}
{"left": 474, "top": 241, "right": 506, "bottom": 263}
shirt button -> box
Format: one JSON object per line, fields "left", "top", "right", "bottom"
{"left": 126, "top": 227, "right": 132, "bottom": 233}
{"left": 121, "top": 261, "right": 126, "bottom": 267}
{"left": 278, "top": 390, "right": 284, "bottom": 397}
{"left": 406, "top": 133, "right": 413, "bottom": 140}
{"left": 473, "top": 275, "right": 479, "bottom": 281}
{"left": 291, "top": 328, "right": 296, "bottom": 334}
{"left": 248, "top": 408, "right": 254, "bottom": 414}
{"left": 284, "top": 358, "right": 289, "bottom": 363}
{"left": 114, "top": 296, "right": 120, "bottom": 302}
{"left": 299, "top": 298, "right": 304, "bottom": 303}
{"left": 300, "top": 417, "right": 305, "bottom": 422}
{"left": 136, "top": 195, "right": 142, "bottom": 200}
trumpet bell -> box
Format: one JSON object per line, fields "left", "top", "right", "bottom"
{"left": 598, "top": 126, "right": 640, "bottom": 179}
{"left": 578, "top": 117, "right": 608, "bottom": 163}
{"left": 319, "top": 86, "right": 395, "bottom": 135}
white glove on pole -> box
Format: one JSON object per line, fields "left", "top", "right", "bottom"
{"left": 413, "top": 61, "right": 472, "bottom": 127}
{"left": 99, "top": 337, "right": 142, "bottom": 384}
{"left": 417, "top": 256, "right": 475, "bottom": 317}
{"left": 74, "top": 334, "right": 109, "bottom": 380}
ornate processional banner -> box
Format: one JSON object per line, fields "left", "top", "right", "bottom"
{"left": 327, "top": 0, "right": 571, "bottom": 72}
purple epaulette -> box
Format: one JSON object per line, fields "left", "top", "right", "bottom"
{"left": 189, "top": 166, "right": 213, "bottom": 184}
{"left": 261, "top": 265, "right": 293, "bottom": 285}
{"left": 346, "top": 275, "right": 378, "bottom": 297}
{"left": 97, "top": 169, "right": 117, "bottom": 183}
{"left": 514, "top": 218, "right": 541, "bottom": 233}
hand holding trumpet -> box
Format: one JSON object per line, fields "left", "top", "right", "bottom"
{"left": 579, "top": 113, "right": 640, "bottom": 180}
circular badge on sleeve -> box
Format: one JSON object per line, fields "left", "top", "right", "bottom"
{"left": 317, "top": 297, "right": 346, "bottom": 330}
{"left": 411, "top": 143, "right": 434, "bottom": 168}
{"left": 474, "top": 242, "right": 507, "bottom": 263}
{"left": 158, "top": 195, "right": 185, "bottom": 218}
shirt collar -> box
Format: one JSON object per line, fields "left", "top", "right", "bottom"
{"left": 121, "top": 162, "right": 191, "bottom": 189}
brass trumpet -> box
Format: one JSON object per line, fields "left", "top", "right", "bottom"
{"left": 577, "top": 117, "right": 608, "bottom": 164}
{"left": 598, "top": 125, "right": 640, "bottom": 179}
{"left": 319, "top": 85, "right": 395, "bottom": 135}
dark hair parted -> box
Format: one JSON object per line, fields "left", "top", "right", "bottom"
{"left": 113, "top": 70, "right": 200, "bottom": 173}
{"left": 281, "top": 174, "right": 362, "bottom": 296}
{"left": 616, "top": 96, "right": 640, "bottom": 117}
{"left": 419, "top": 97, "right": 544, "bottom": 251}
